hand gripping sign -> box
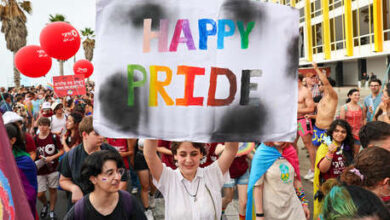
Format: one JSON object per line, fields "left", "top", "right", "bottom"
{"left": 94, "top": 0, "right": 299, "bottom": 142}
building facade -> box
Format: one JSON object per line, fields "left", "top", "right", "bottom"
{"left": 262, "top": 0, "right": 390, "bottom": 86}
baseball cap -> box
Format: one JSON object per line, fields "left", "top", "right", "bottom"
{"left": 2, "top": 111, "right": 23, "bottom": 125}
{"left": 42, "top": 102, "right": 51, "bottom": 109}
{"left": 51, "top": 102, "right": 63, "bottom": 111}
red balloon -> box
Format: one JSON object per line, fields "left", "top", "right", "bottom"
{"left": 73, "top": 59, "right": 94, "bottom": 78}
{"left": 15, "top": 45, "right": 52, "bottom": 78}
{"left": 40, "top": 22, "right": 81, "bottom": 60}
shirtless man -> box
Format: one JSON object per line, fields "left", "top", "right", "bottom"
{"left": 295, "top": 73, "right": 316, "bottom": 180}
{"left": 311, "top": 62, "right": 338, "bottom": 147}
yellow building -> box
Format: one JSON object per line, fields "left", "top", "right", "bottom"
{"left": 261, "top": 0, "right": 390, "bottom": 86}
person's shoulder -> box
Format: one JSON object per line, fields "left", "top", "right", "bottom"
{"left": 63, "top": 205, "right": 75, "bottom": 220}
{"left": 101, "top": 143, "right": 116, "bottom": 151}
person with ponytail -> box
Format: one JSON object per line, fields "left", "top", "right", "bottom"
{"left": 320, "top": 180, "right": 390, "bottom": 220}
{"left": 313, "top": 119, "right": 355, "bottom": 220}
{"left": 341, "top": 147, "right": 390, "bottom": 209}
{"left": 340, "top": 88, "right": 365, "bottom": 155}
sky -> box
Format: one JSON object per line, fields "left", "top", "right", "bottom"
{"left": 0, "top": 0, "right": 96, "bottom": 88}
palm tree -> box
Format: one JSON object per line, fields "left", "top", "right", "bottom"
{"left": 0, "top": 0, "right": 32, "bottom": 88}
{"left": 48, "top": 13, "right": 67, "bottom": 76}
{"left": 81, "top": 27, "right": 95, "bottom": 61}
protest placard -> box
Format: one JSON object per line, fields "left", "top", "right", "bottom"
{"left": 53, "top": 74, "right": 86, "bottom": 97}
{"left": 94, "top": 0, "right": 299, "bottom": 142}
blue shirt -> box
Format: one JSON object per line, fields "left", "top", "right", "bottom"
{"left": 364, "top": 92, "right": 383, "bottom": 122}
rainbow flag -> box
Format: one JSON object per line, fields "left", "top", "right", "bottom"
{"left": 45, "top": 83, "right": 54, "bottom": 91}
{"left": 236, "top": 142, "right": 256, "bottom": 157}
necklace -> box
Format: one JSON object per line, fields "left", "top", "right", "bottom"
{"left": 182, "top": 178, "right": 201, "bottom": 202}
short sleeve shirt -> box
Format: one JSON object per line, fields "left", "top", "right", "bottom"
{"left": 35, "top": 133, "right": 63, "bottom": 175}
{"left": 58, "top": 143, "right": 128, "bottom": 208}
{"left": 106, "top": 138, "right": 130, "bottom": 169}
{"left": 317, "top": 151, "right": 346, "bottom": 181}
{"left": 364, "top": 93, "right": 383, "bottom": 122}
{"left": 153, "top": 161, "right": 229, "bottom": 220}
{"left": 64, "top": 191, "right": 146, "bottom": 220}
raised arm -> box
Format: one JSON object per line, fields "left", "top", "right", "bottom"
{"left": 217, "top": 142, "right": 238, "bottom": 174}
{"left": 312, "top": 62, "right": 337, "bottom": 99}
{"left": 143, "top": 139, "right": 164, "bottom": 182}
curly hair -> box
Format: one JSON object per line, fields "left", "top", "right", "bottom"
{"left": 326, "top": 119, "right": 355, "bottom": 165}
{"left": 341, "top": 147, "right": 390, "bottom": 189}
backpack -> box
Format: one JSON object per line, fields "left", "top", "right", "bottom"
{"left": 34, "top": 133, "right": 59, "bottom": 151}
{"left": 74, "top": 190, "right": 133, "bottom": 220}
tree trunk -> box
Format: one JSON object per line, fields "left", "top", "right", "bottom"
{"left": 59, "top": 60, "right": 64, "bottom": 76}
{"left": 13, "top": 52, "right": 21, "bottom": 88}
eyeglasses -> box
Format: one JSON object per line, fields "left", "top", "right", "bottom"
{"left": 370, "top": 85, "right": 380, "bottom": 87}
{"left": 101, "top": 167, "right": 126, "bottom": 180}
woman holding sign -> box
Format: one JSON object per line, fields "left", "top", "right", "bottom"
{"left": 143, "top": 140, "right": 238, "bottom": 220}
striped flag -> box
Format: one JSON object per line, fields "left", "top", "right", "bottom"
{"left": 0, "top": 113, "right": 34, "bottom": 220}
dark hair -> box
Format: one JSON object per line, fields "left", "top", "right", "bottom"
{"left": 37, "top": 117, "right": 51, "bottom": 126}
{"left": 374, "top": 86, "right": 390, "bottom": 120}
{"left": 369, "top": 79, "right": 382, "bottom": 86}
{"left": 80, "top": 150, "right": 124, "bottom": 193}
{"left": 5, "top": 123, "right": 26, "bottom": 153}
{"left": 359, "top": 121, "right": 390, "bottom": 148}
{"left": 1, "top": 93, "right": 11, "bottom": 101}
{"left": 298, "top": 73, "right": 304, "bottom": 82}
{"left": 321, "top": 184, "right": 390, "bottom": 220}
{"left": 341, "top": 147, "right": 390, "bottom": 189}
{"left": 53, "top": 103, "right": 63, "bottom": 114}
{"left": 170, "top": 142, "right": 207, "bottom": 156}
{"left": 346, "top": 88, "right": 359, "bottom": 103}
{"left": 73, "top": 104, "right": 85, "bottom": 116}
{"left": 65, "top": 113, "right": 83, "bottom": 147}
{"left": 326, "top": 119, "right": 354, "bottom": 165}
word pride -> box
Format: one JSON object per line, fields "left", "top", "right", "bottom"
{"left": 143, "top": 19, "right": 256, "bottom": 52}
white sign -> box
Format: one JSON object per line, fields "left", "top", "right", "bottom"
{"left": 94, "top": 0, "right": 299, "bottom": 142}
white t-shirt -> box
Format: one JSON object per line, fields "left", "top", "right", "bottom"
{"left": 50, "top": 115, "right": 66, "bottom": 136}
{"left": 153, "top": 161, "right": 229, "bottom": 220}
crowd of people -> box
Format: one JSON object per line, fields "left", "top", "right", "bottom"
{"left": 2, "top": 63, "right": 390, "bottom": 220}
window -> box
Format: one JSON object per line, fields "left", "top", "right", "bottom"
{"left": 330, "top": 15, "right": 345, "bottom": 50}
{"left": 384, "top": 0, "right": 390, "bottom": 40}
{"left": 312, "top": 23, "right": 323, "bottom": 53}
{"left": 358, "top": 5, "right": 374, "bottom": 45}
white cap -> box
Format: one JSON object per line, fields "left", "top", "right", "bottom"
{"left": 42, "top": 102, "right": 51, "bottom": 109}
{"left": 51, "top": 102, "right": 62, "bottom": 111}
{"left": 2, "top": 111, "right": 23, "bottom": 125}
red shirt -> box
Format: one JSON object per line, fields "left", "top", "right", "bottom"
{"left": 106, "top": 138, "right": 130, "bottom": 169}
{"left": 35, "top": 132, "right": 63, "bottom": 175}
{"left": 158, "top": 140, "right": 176, "bottom": 169}
{"left": 199, "top": 143, "right": 220, "bottom": 168}
{"left": 318, "top": 151, "right": 346, "bottom": 181}
{"left": 24, "top": 133, "right": 36, "bottom": 153}
{"left": 229, "top": 155, "right": 249, "bottom": 179}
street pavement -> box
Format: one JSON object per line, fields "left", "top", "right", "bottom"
{"left": 37, "top": 86, "right": 372, "bottom": 219}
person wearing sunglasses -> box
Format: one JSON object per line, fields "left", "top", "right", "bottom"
{"left": 64, "top": 150, "right": 146, "bottom": 220}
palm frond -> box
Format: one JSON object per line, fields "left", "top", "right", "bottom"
{"left": 49, "top": 13, "right": 67, "bottom": 22}
{"left": 19, "top": 1, "right": 31, "bottom": 14}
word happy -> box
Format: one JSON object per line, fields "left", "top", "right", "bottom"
{"left": 143, "top": 18, "right": 256, "bottom": 52}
